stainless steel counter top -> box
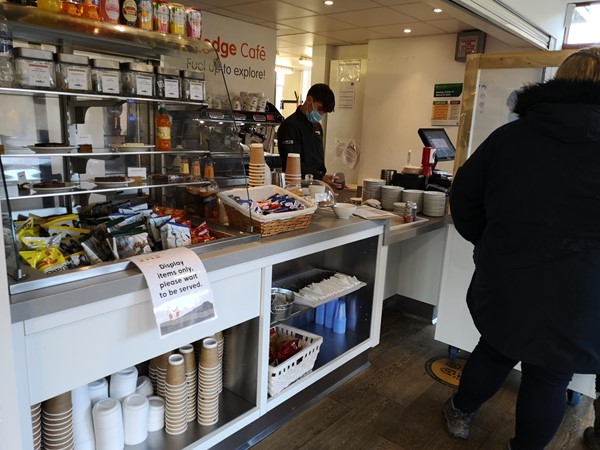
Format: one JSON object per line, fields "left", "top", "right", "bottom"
{"left": 8, "top": 209, "right": 448, "bottom": 323}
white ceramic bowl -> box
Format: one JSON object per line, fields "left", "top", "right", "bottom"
{"left": 332, "top": 203, "right": 357, "bottom": 219}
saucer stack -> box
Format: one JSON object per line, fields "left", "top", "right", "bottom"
{"left": 401, "top": 189, "right": 425, "bottom": 213}
{"left": 249, "top": 143, "right": 266, "bottom": 187}
{"left": 92, "top": 398, "right": 124, "bottom": 450}
{"left": 362, "top": 178, "right": 386, "bottom": 201}
{"left": 42, "top": 392, "right": 74, "bottom": 450}
{"left": 109, "top": 366, "right": 138, "bottom": 401}
{"left": 71, "top": 385, "right": 95, "bottom": 450}
{"left": 147, "top": 396, "right": 165, "bottom": 432}
{"left": 179, "top": 344, "right": 198, "bottom": 422}
{"left": 380, "top": 185, "right": 404, "bottom": 210}
{"left": 197, "top": 338, "right": 221, "bottom": 426}
{"left": 165, "top": 354, "right": 188, "bottom": 435}
{"left": 31, "top": 403, "right": 41, "bottom": 450}
{"left": 285, "top": 153, "right": 302, "bottom": 186}
{"left": 423, "top": 191, "right": 447, "bottom": 217}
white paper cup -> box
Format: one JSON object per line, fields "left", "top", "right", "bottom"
{"left": 122, "top": 393, "right": 149, "bottom": 445}
{"left": 110, "top": 366, "right": 138, "bottom": 401}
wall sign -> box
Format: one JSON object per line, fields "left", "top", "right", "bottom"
{"left": 431, "top": 83, "right": 463, "bottom": 126}
{"left": 130, "top": 247, "right": 216, "bottom": 338}
{"left": 455, "top": 30, "right": 486, "bottom": 62}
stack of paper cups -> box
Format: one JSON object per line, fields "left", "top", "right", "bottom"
{"left": 71, "top": 385, "right": 95, "bottom": 450}
{"left": 88, "top": 378, "right": 108, "bottom": 405}
{"left": 165, "top": 354, "right": 188, "bottom": 435}
{"left": 197, "top": 338, "right": 221, "bottom": 426}
{"left": 92, "top": 398, "right": 124, "bottom": 450}
{"left": 41, "top": 392, "right": 74, "bottom": 450}
{"left": 147, "top": 396, "right": 165, "bottom": 432}
{"left": 109, "top": 366, "right": 138, "bottom": 401}
{"left": 135, "top": 375, "right": 154, "bottom": 397}
{"left": 122, "top": 393, "right": 149, "bottom": 445}
{"left": 285, "top": 153, "right": 302, "bottom": 185}
{"left": 155, "top": 351, "right": 173, "bottom": 398}
{"left": 30, "top": 403, "right": 42, "bottom": 450}
{"left": 179, "top": 344, "right": 197, "bottom": 422}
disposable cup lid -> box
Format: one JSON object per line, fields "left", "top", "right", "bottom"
{"left": 122, "top": 394, "right": 149, "bottom": 410}
{"left": 93, "top": 398, "right": 120, "bottom": 415}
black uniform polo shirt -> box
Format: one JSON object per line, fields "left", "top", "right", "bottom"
{"left": 277, "top": 107, "right": 327, "bottom": 180}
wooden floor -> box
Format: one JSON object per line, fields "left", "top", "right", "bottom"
{"left": 252, "top": 306, "right": 594, "bottom": 450}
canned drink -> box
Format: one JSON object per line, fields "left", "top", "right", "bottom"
{"left": 186, "top": 7, "right": 202, "bottom": 39}
{"left": 169, "top": 2, "right": 186, "bottom": 36}
{"left": 403, "top": 201, "right": 417, "bottom": 223}
{"left": 153, "top": 0, "right": 169, "bottom": 33}
{"left": 137, "top": 0, "right": 153, "bottom": 30}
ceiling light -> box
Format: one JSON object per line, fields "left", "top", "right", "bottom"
{"left": 433, "top": 8, "right": 442, "bottom": 13}
{"left": 299, "top": 56, "right": 313, "bottom": 67}
{"left": 275, "top": 65, "right": 293, "bottom": 75}
{"left": 403, "top": 28, "right": 412, "bottom": 33}
{"left": 323, "top": 0, "right": 334, "bottom": 5}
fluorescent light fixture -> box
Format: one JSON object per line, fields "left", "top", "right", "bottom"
{"left": 324, "top": 0, "right": 334, "bottom": 5}
{"left": 275, "top": 65, "right": 293, "bottom": 75}
{"left": 299, "top": 56, "right": 313, "bottom": 67}
{"left": 433, "top": 8, "right": 442, "bottom": 13}
{"left": 403, "top": 28, "right": 412, "bottom": 33}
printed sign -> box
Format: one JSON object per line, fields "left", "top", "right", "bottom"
{"left": 130, "top": 247, "right": 216, "bottom": 338}
{"left": 431, "top": 83, "right": 463, "bottom": 126}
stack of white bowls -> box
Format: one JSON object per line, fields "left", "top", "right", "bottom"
{"left": 197, "top": 338, "right": 221, "bottom": 426}
{"left": 88, "top": 378, "right": 108, "bottom": 405}
{"left": 92, "top": 398, "right": 124, "bottom": 450}
{"left": 165, "top": 354, "right": 188, "bottom": 435}
{"left": 42, "top": 392, "right": 74, "bottom": 450}
{"left": 402, "top": 189, "right": 425, "bottom": 213}
{"left": 362, "top": 178, "right": 386, "bottom": 201}
{"left": 109, "top": 366, "right": 138, "bottom": 401}
{"left": 30, "top": 403, "right": 42, "bottom": 450}
{"left": 179, "top": 344, "right": 198, "bottom": 422}
{"left": 147, "top": 396, "right": 165, "bottom": 432}
{"left": 380, "top": 185, "right": 404, "bottom": 210}
{"left": 71, "top": 385, "right": 95, "bottom": 450}
{"left": 122, "top": 393, "right": 150, "bottom": 445}
{"left": 423, "top": 191, "right": 447, "bottom": 216}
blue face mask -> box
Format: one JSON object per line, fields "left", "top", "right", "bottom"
{"left": 307, "top": 108, "right": 323, "bottom": 123}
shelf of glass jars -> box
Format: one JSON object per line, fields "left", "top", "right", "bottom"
{"left": 0, "top": 3, "right": 213, "bottom": 59}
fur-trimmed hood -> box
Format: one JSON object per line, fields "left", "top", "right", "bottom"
{"left": 512, "top": 78, "right": 600, "bottom": 143}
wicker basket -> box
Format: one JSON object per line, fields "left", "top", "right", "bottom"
{"left": 268, "top": 325, "right": 323, "bottom": 396}
{"left": 218, "top": 186, "right": 317, "bottom": 237}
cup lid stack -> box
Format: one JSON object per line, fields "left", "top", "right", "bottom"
{"left": 42, "top": 392, "right": 74, "bottom": 450}
{"left": 122, "top": 393, "right": 149, "bottom": 445}
{"left": 92, "top": 397, "right": 124, "bottom": 450}
{"left": 88, "top": 378, "right": 108, "bottom": 406}
{"left": 31, "top": 403, "right": 42, "bottom": 450}
{"left": 422, "top": 191, "right": 447, "bottom": 217}
{"left": 135, "top": 375, "right": 154, "bottom": 397}
{"left": 71, "top": 385, "right": 95, "bottom": 450}
{"left": 165, "top": 354, "right": 188, "bottom": 435}
{"left": 109, "top": 366, "right": 138, "bottom": 402}
{"left": 197, "top": 338, "right": 221, "bottom": 426}
{"left": 380, "top": 185, "right": 404, "bottom": 210}
{"left": 147, "top": 396, "right": 165, "bottom": 432}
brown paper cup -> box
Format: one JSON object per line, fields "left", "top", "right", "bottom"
{"left": 249, "top": 143, "right": 265, "bottom": 165}
{"left": 200, "top": 339, "right": 219, "bottom": 368}
{"left": 285, "top": 153, "right": 301, "bottom": 177}
{"left": 42, "top": 392, "right": 72, "bottom": 415}
{"left": 156, "top": 351, "right": 173, "bottom": 370}
{"left": 179, "top": 345, "right": 196, "bottom": 375}
{"left": 166, "top": 354, "right": 186, "bottom": 385}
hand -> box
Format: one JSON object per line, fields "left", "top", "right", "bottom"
{"left": 323, "top": 174, "right": 345, "bottom": 190}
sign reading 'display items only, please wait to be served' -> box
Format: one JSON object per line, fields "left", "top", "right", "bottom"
{"left": 130, "top": 247, "right": 216, "bottom": 338}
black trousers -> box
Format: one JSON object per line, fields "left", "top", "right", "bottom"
{"left": 453, "top": 338, "right": 573, "bottom": 450}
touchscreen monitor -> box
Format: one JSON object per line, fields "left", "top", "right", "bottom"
{"left": 417, "top": 128, "right": 456, "bottom": 162}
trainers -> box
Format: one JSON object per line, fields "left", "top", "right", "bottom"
{"left": 443, "top": 395, "right": 475, "bottom": 439}
{"left": 584, "top": 427, "right": 600, "bottom": 450}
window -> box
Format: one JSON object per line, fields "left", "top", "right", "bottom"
{"left": 564, "top": 2, "right": 600, "bottom": 48}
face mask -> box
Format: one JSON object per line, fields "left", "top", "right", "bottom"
{"left": 307, "top": 108, "right": 323, "bottom": 123}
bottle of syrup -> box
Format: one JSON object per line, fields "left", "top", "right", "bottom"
{"left": 119, "top": 0, "right": 137, "bottom": 25}
{"left": 155, "top": 105, "right": 172, "bottom": 151}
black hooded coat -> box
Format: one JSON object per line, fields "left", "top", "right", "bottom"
{"left": 450, "top": 78, "right": 600, "bottom": 373}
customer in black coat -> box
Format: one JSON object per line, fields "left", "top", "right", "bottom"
{"left": 443, "top": 47, "right": 600, "bottom": 450}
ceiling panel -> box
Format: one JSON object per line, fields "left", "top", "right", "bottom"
{"left": 282, "top": 0, "right": 382, "bottom": 15}
{"left": 373, "top": 21, "right": 449, "bottom": 37}
{"left": 192, "top": 0, "right": 260, "bottom": 8}
{"left": 317, "top": 28, "right": 391, "bottom": 43}
{"left": 277, "top": 33, "right": 346, "bottom": 46}
{"left": 277, "top": 15, "right": 356, "bottom": 33}
{"left": 426, "top": 18, "right": 470, "bottom": 33}
{"left": 223, "top": 1, "right": 317, "bottom": 22}
{"left": 372, "top": 0, "right": 428, "bottom": 5}
{"left": 391, "top": 3, "right": 455, "bottom": 21}
{"left": 329, "top": 7, "right": 415, "bottom": 27}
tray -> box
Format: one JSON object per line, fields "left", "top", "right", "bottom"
{"left": 268, "top": 324, "right": 322, "bottom": 396}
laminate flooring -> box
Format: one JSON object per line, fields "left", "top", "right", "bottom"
{"left": 251, "top": 306, "right": 594, "bottom": 450}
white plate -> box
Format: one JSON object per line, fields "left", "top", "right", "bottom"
{"left": 93, "top": 178, "right": 135, "bottom": 188}
{"left": 26, "top": 145, "right": 78, "bottom": 154}
{"left": 29, "top": 182, "right": 76, "bottom": 193}
{"left": 113, "top": 144, "right": 156, "bottom": 152}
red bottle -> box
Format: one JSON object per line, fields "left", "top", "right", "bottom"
{"left": 155, "top": 106, "right": 172, "bottom": 151}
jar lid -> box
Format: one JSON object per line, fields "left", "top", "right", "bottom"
{"left": 120, "top": 62, "right": 154, "bottom": 73}
{"left": 56, "top": 53, "right": 89, "bottom": 65}
{"left": 14, "top": 48, "right": 54, "bottom": 61}
{"left": 155, "top": 66, "right": 180, "bottom": 76}
{"left": 181, "top": 70, "right": 204, "bottom": 80}
{"left": 91, "top": 58, "right": 120, "bottom": 70}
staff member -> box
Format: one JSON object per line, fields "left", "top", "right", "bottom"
{"left": 277, "top": 83, "right": 343, "bottom": 189}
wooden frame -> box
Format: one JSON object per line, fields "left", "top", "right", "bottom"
{"left": 452, "top": 49, "right": 577, "bottom": 174}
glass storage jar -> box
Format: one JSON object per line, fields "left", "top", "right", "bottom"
{"left": 155, "top": 66, "right": 180, "bottom": 100}
{"left": 181, "top": 69, "right": 205, "bottom": 102}
{"left": 14, "top": 48, "right": 56, "bottom": 90}
{"left": 91, "top": 58, "right": 121, "bottom": 94}
{"left": 120, "top": 62, "right": 154, "bottom": 97}
{"left": 56, "top": 53, "right": 91, "bottom": 92}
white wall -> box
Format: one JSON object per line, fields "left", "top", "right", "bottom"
{"left": 500, "top": 0, "right": 569, "bottom": 45}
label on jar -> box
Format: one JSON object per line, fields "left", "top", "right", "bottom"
{"left": 122, "top": 0, "right": 138, "bottom": 25}
{"left": 164, "top": 78, "right": 179, "bottom": 98}
{"left": 157, "top": 126, "right": 171, "bottom": 140}
{"left": 153, "top": 2, "right": 169, "bottom": 32}
{"left": 66, "top": 67, "right": 89, "bottom": 91}
{"left": 189, "top": 80, "right": 204, "bottom": 101}
{"left": 135, "top": 74, "right": 153, "bottom": 96}
{"left": 102, "top": 0, "right": 120, "bottom": 23}
{"left": 101, "top": 72, "right": 119, "bottom": 93}
{"left": 137, "top": 0, "right": 153, "bottom": 30}
{"left": 27, "top": 62, "right": 52, "bottom": 88}
{"left": 169, "top": 3, "right": 185, "bottom": 35}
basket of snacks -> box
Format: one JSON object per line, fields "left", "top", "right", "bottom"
{"left": 268, "top": 324, "right": 323, "bottom": 396}
{"left": 218, "top": 186, "right": 316, "bottom": 236}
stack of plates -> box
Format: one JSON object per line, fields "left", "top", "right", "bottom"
{"left": 402, "top": 189, "right": 425, "bottom": 213}
{"left": 381, "top": 186, "right": 404, "bottom": 210}
{"left": 362, "top": 178, "right": 386, "bottom": 202}
{"left": 423, "top": 191, "right": 447, "bottom": 217}
{"left": 393, "top": 202, "right": 406, "bottom": 215}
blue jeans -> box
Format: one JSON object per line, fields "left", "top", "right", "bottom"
{"left": 453, "top": 338, "right": 573, "bottom": 450}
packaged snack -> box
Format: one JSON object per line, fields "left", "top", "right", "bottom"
{"left": 81, "top": 234, "right": 114, "bottom": 264}
{"left": 108, "top": 231, "right": 152, "bottom": 259}
{"left": 161, "top": 221, "right": 191, "bottom": 249}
